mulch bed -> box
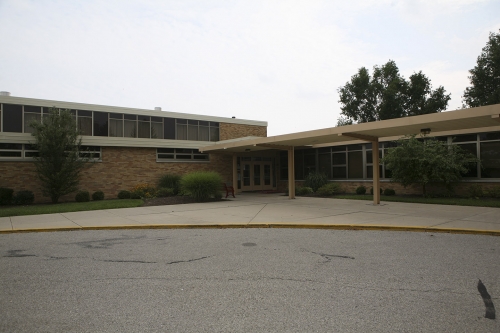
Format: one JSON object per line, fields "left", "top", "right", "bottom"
{"left": 141, "top": 196, "right": 226, "bottom": 207}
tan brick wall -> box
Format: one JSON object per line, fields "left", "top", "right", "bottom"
{"left": 0, "top": 147, "right": 232, "bottom": 203}
{"left": 219, "top": 123, "right": 267, "bottom": 141}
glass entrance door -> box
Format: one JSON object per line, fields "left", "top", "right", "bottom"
{"left": 240, "top": 161, "right": 273, "bottom": 191}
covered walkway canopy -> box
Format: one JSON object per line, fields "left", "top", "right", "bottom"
{"left": 201, "top": 104, "right": 500, "bottom": 204}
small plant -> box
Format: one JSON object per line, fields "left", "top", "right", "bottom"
{"left": 356, "top": 186, "right": 367, "bottom": 195}
{"left": 130, "top": 184, "right": 156, "bottom": 199}
{"left": 486, "top": 187, "right": 500, "bottom": 198}
{"left": 118, "top": 190, "right": 131, "bottom": 199}
{"left": 157, "top": 187, "right": 175, "bottom": 198}
{"left": 14, "top": 190, "right": 35, "bottom": 205}
{"left": 158, "top": 174, "right": 181, "bottom": 195}
{"left": 304, "top": 172, "right": 328, "bottom": 192}
{"left": 214, "top": 192, "right": 223, "bottom": 200}
{"left": 92, "top": 190, "right": 105, "bottom": 201}
{"left": 180, "top": 171, "right": 222, "bottom": 202}
{"left": 317, "top": 183, "right": 343, "bottom": 196}
{"left": 370, "top": 187, "right": 383, "bottom": 195}
{"left": 383, "top": 188, "right": 396, "bottom": 196}
{"left": 0, "top": 187, "right": 14, "bottom": 205}
{"left": 467, "top": 184, "right": 483, "bottom": 198}
{"left": 296, "top": 186, "right": 313, "bottom": 196}
{"left": 75, "top": 190, "right": 90, "bottom": 202}
{"left": 130, "top": 192, "right": 142, "bottom": 199}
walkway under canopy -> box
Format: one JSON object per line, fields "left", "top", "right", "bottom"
{"left": 201, "top": 104, "right": 500, "bottom": 205}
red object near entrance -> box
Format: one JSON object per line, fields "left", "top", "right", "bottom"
{"left": 223, "top": 183, "right": 235, "bottom": 198}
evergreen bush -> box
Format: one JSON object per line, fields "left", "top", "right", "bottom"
{"left": 92, "top": 190, "right": 105, "bottom": 201}
{"left": 180, "top": 171, "right": 222, "bottom": 202}
{"left": 304, "top": 172, "right": 328, "bottom": 192}
{"left": 467, "top": 184, "right": 483, "bottom": 198}
{"left": 14, "top": 190, "right": 35, "bottom": 205}
{"left": 356, "top": 186, "right": 367, "bottom": 194}
{"left": 0, "top": 187, "right": 14, "bottom": 205}
{"left": 75, "top": 191, "right": 90, "bottom": 202}
{"left": 118, "top": 190, "right": 131, "bottom": 199}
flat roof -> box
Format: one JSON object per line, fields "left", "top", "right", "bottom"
{"left": 0, "top": 95, "right": 268, "bottom": 127}
{"left": 201, "top": 104, "right": 500, "bottom": 153}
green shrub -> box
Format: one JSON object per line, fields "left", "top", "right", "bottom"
{"left": 467, "top": 184, "right": 483, "bottom": 198}
{"left": 118, "top": 190, "right": 131, "bottom": 199}
{"left": 214, "top": 191, "right": 223, "bottom": 200}
{"left": 14, "top": 190, "right": 35, "bottom": 205}
{"left": 370, "top": 187, "right": 383, "bottom": 195}
{"left": 317, "top": 183, "right": 343, "bottom": 196}
{"left": 304, "top": 172, "right": 328, "bottom": 192}
{"left": 158, "top": 174, "right": 181, "bottom": 195}
{"left": 92, "top": 190, "right": 105, "bottom": 201}
{"left": 0, "top": 187, "right": 14, "bottom": 205}
{"left": 75, "top": 191, "right": 90, "bottom": 202}
{"left": 180, "top": 171, "right": 223, "bottom": 202}
{"left": 296, "top": 186, "right": 313, "bottom": 196}
{"left": 486, "top": 187, "right": 500, "bottom": 198}
{"left": 157, "top": 187, "right": 175, "bottom": 197}
{"left": 130, "top": 192, "right": 142, "bottom": 199}
{"left": 356, "top": 186, "right": 367, "bottom": 195}
{"left": 383, "top": 188, "right": 396, "bottom": 196}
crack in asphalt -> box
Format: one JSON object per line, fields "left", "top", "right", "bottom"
{"left": 311, "top": 251, "right": 355, "bottom": 261}
{"left": 4, "top": 250, "right": 36, "bottom": 257}
{"left": 166, "top": 256, "right": 211, "bottom": 265}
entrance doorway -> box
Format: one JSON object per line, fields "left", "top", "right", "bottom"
{"left": 240, "top": 158, "right": 274, "bottom": 191}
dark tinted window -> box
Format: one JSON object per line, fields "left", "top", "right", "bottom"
{"left": 124, "top": 114, "right": 136, "bottom": 120}
{"left": 93, "top": 112, "right": 108, "bottom": 137}
{"left": 3, "top": 104, "right": 22, "bottom": 132}
{"left": 480, "top": 132, "right": 500, "bottom": 141}
{"left": 453, "top": 134, "right": 477, "bottom": 143}
{"left": 164, "top": 118, "right": 175, "bottom": 140}
{"left": 24, "top": 105, "right": 41, "bottom": 113}
{"left": 78, "top": 110, "right": 92, "bottom": 117}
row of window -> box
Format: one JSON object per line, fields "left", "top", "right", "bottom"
{"left": 280, "top": 132, "right": 500, "bottom": 180}
{"left": 0, "top": 143, "right": 102, "bottom": 160}
{"left": 0, "top": 104, "right": 220, "bottom": 141}
{"left": 0, "top": 144, "right": 210, "bottom": 162}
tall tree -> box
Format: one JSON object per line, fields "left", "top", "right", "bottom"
{"left": 337, "top": 60, "right": 450, "bottom": 125}
{"left": 463, "top": 30, "right": 500, "bottom": 107}
{"left": 30, "top": 108, "right": 93, "bottom": 203}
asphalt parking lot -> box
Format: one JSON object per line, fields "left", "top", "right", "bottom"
{"left": 1, "top": 228, "right": 498, "bottom": 332}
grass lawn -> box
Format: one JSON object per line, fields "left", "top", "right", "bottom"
{"left": 332, "top": 194, "right": 500, "bottom": 208}
{"left": 0, "top": 199, "right": 143, "bottom": 218}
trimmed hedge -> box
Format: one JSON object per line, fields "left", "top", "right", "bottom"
{"left": 92, "top": 190, "right": 105, "bottom": 201}
{"left": 356, "top": 186, "right": 367, "bottom": 195}
{"left": 296, "top": 186, "right": 313, "bottom": 196}
{"left": 75, "top": 191, "right": 90, "bottom": 202}
{"left": 118, "top": 190, "right": 131, "bottom": 199}
{"left": 14, "top": 190, "right": 35, "bottom": 205}
{"left": 0, "top": 187, "right": 14, "bottom": 205}
{"left": 384, "top": 188, "right": 396, "bottom": 196}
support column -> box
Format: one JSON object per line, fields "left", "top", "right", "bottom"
{"left": 232, "top": 154, "right": 238, "bottom": 194}
{"left": 372, "top": 140, "right": 380, "bottom": 205}
{"left": 288, "top": 147, "right": 295, "bottom": 199}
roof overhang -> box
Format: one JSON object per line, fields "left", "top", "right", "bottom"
{"left": 200, "top": 104, "right": 500, "bottom": 153}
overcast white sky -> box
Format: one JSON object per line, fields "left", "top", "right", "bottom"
{"left": 1, "top": 0, "right": 499, "bottom": 136}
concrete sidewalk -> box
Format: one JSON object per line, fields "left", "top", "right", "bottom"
{"left": 1, "top": 192, "right": 499, "bottom": 234}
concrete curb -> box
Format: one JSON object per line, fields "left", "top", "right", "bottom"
{"left": 1, "top": 224, "right": 499, "bottom": 236}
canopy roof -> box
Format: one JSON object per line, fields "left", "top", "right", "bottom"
{"left": 201, "top": 104, "right": 500, "bottom": 153}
